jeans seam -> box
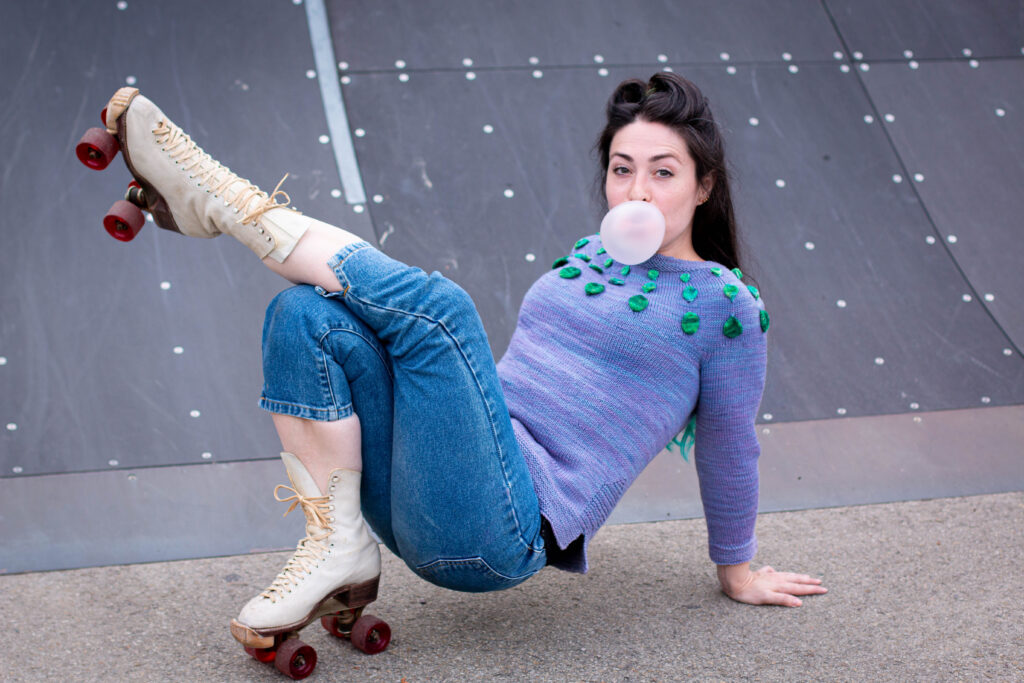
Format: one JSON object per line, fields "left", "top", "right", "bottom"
{"left": 347, "top": 291, "right": 535, "bottom": 553}
{"left": 415, "top": 556, "right": 528, "bottom": 582}
{"left": 317, "top": 326, "right": 394, "bottom": 384}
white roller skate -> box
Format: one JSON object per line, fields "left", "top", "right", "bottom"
{"left": 75, "top": 87, "right": 317, "bottom": 262}
{"left": 229, "top": 453, "right": 389, "bottom": 679}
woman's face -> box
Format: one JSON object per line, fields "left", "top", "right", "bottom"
{"left": 604, "top": 119, "right": 711, "bottom": 260}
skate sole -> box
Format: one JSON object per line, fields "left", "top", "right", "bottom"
{"left": 230, "top": 575, "right": 380, "bottom": 648}
{"left": 104, "top": 86, "right": 186, "bottom": 236}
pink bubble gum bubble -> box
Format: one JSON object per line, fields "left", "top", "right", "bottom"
{"left": 599, "top": 201, "right": 666, "bottom": 265}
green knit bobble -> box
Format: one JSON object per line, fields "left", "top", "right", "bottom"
{"left": 574, "top": 237, "right": 590, "bottom": 249}
{"left": 628, "top": 294, "right": 649, "bottom": 312}
{"left": 723, "top": 283, "right": 739, "bottom": 301}
{"left": 597, "top": 247, "right": 607, "bottom": 255}
{"left": 575, "top": 253, "right": 591, "bottom": 262}
{"left": 682, "top": 285, "right": 698, "bottom": 302}
{"left": 620, "top": 265, "right": 631, "bottom": 276}
{"left": 711, "top": 267, "right": 722, "bottom": 276}
{"left": 585, "top": 282, "right": 605, "bottom": 295}
{"left": 648, "top": 269, "right": 660, "bottom": 280}
{"left": 559, "top": 266, "right": 581, "bottom": 279}
{"left": 603, "top": 258, "right": 613, "bottom": 268}
{"left": 680, "top": 273, "right": 691, "bottom": 283}
{"left": 552, "top": 256, "right": 569, "bottom": 269}
{"left": 680, "top": 312, "right": 700, "bottom": 335}
{"left": 609, "top": 278, "right": 625, "bottom": 286}
{"left": 731, "top": 267, "right": 743, "bottom": 279}
{"left": 760, "top": 309, "right": 770, "bottom": 333}
{"left": 723, "top": 315, "right": 743, "bottom": 338}
{"left": 642, "top": 282, "right": 656, "bottom": 293}
{"left": 589, "top": 264, "right": 604, "bottom": 274}
{"left": 747, "top": 285, "right": 760, "bottom": 300}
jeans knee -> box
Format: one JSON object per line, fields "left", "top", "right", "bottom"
{"left": 265, "top": 285, "right": 323, "bottom": 336}
{"left": 424, "top": 273, "right": 477, "bottom": 322}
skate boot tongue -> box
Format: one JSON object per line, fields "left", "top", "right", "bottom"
{"left": 280, "top": 452, "right": 322, "bottom": 498}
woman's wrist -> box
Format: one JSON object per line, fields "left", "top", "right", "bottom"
{"left": 716, "top": 561, "right": 752, "bottom": 595}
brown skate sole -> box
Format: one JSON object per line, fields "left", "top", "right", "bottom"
{"left": 104, "top": 86, "right": 185, "bottom": 235}
{"left": 230, "top": 575, "right": 380, "bottom": 648}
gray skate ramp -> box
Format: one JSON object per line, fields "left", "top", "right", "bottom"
{"left": 0, "top": 0, "right": 1022, "bottom": 573}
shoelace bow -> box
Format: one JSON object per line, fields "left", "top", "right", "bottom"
{"left": 152, "top": 120, "right": 296, "bottom": 227}
{"left": 259, "top": 484, "right": 333, "bottom": 602}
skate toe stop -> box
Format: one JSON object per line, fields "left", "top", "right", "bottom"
{"left": 230, "top": 618, "right": 275, "bottom": 649}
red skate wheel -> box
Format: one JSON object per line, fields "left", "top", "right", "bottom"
{"left": 274, "top": 638, "right": 317, "bottom": 680}
{"left": 244, "top": 645, "right": 277, "bottom": 664}
{"left": 100, "top": 107, "right": 108, "bottom": 127}
{"left": 75, "top": 127, "right": 119, "bottom": 170}
{"left": 350, "top": 615, "right": 391, "bottom": 655}
{"left": 320, "top": 613, "right": 349, "bottom": 639}
{"left": 103, "top": 200, "right": 145, "bottom": 242}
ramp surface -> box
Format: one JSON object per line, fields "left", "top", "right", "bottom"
{"left": 0, "top": 0, "right": 1021, "bottom": 572}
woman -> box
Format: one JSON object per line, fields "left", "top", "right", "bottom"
{"left": 89, "top": 72, "right": 825, "bottom": 651}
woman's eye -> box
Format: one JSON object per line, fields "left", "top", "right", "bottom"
{"left": 612, "top": 166, "right": 631, "bottom": 175}
{"left": 656, "top": 169, "right": 674, "bottom": 178}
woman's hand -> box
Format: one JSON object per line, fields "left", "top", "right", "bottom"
{"left": 717, "top": 562, "right": 827, "bottom": 607}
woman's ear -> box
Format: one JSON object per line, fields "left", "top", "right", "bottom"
{"left": 700, "top": 174, "right": 715, "bottom": 202}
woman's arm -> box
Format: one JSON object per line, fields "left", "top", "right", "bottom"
{"left": 718, "top": 562, "right": 827, "bottom": 607}
{"left": 694, "top": 312, "right": 827, "bottom": 607}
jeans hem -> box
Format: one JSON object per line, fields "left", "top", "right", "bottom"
{"left": 258, "top": 396, "right": 354, "bottom": 421}
{"left": 327, "top": 241, "right": 373, "bottom": 293}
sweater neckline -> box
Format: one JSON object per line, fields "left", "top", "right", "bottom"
{"left": 636, "top": 252, "right": 724, "bottom": 273}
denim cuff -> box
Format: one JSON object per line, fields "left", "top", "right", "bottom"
{"left": 327, "top": 241, "right": 373, "bottom": 293}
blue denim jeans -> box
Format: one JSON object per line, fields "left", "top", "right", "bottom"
{"left": 258, "top": 241, "right": 547, "bottom": 592}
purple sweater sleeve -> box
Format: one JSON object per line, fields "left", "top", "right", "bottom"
{"left": 693, "top": 331, "right": 767, "bottom": 565}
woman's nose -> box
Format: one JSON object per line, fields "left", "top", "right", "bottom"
{"left": 627, "top": 177, "right": 650, "bottom": 202}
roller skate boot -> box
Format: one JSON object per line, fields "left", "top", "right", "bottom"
{"left": 230, "top": 453, "right": 389, "bottom": 679}
{"left": 75, "top": 87, "right": 314, "bottom": 262}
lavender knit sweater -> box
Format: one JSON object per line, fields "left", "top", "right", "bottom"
{"left": 496, "top": 233, "right": 768, "bottom": 573}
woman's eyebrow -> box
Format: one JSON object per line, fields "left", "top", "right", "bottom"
{"left": 610, "top": 152, "right": 679, "bottom": 163}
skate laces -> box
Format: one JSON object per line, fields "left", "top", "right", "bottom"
{"left": 152, "top": 119, "right": 298, "bottom": 227}
{"left": 260, "top": 484, "right": 333, "bottom": 603}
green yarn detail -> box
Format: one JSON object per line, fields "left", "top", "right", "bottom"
{"left": 682, "top": 285, "right": 698, "bottom": 302}
{"left": 559, "top": 266, "right": 581, "bottom": 279}
{"left": 680, "top": 312, "right": 700, "bottom": 335}
{"left": 747, "top": 285, "right": 760, "bottom": 300}
{"left": 603, "top": 258, "right": 613, "bottom": 268}
{"left": 589, "top": 264, "right": 604, "bottom": 274}
{"left": 628, "top": 294, "right": 649, "bottom": 312}
{"left": 574, "top": 253, "right": 591, "bottom": 262}
{"left": 665, "top": 415, "right": 697, "bottom": 462}
{"left": 609, "top": 278, "right": 625, "bottom": 286}
{"left": 711, "top": 267, "right": 722, "bottom": 276}
{"left": 723, "top": 283, "right": 739, "bottom": 301}
{"left": 723, "top": 315, "right": 743, "bottom": 338}
{"left": 648, "top": 269, "right": 660, "bottom": 280}
{"left": 760, "top": 309, "right": 770, "bottom": 333}
{"left": 552, "top": 256, "right": 569, "bottom": 269}
{"left": 731, "top": 267, "right": 743, "bottom": 279}
{"left": 574, "top": 237, "right": 590, "bottom": 249}
{"left": 596, "top": 247, "right": 606, "bottom": 255}
{"left": 642, "top": 282, "right": 657, "bottom": 293}
{"left": 680, "top": 273, "right": 691, "bottom": 283}
{"left": 620, "top": 265, "right": 631, "bottom": 276}
{"left": 584, "top": 282, "right": 605, "bottom": 295}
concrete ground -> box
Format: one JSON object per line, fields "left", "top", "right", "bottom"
{"left": 2, "top": 492, "right": 1022, "bottom": 682}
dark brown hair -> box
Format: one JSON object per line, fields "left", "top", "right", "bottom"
{"left": 595, "top": 73, "right": 744, "bottom": 273}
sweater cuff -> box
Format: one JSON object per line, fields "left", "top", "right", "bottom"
{"left": 708, "top": 535, "right": 757, "bottom": 566}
